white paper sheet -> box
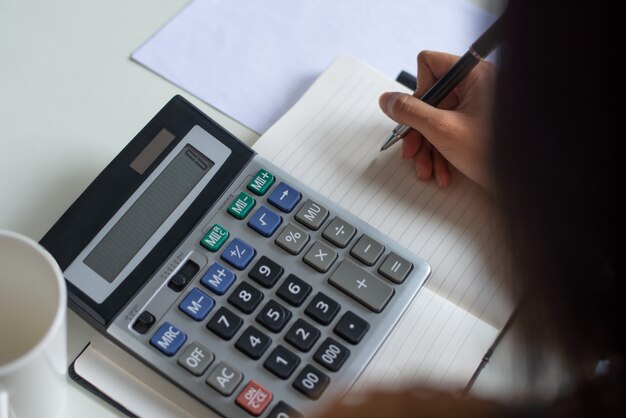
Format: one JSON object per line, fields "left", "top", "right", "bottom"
{"left": 132, "top": 0, "right": 495, "bottom": 133}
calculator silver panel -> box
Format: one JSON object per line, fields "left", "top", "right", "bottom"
{"left": 108, "top": 157, "right": 430, "bottom": 417}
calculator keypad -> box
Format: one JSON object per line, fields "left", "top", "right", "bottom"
{"left": 116, "top": 161, "right": 429, "bottom": 418}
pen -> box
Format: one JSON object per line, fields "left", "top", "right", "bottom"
{"left": 380, "top": 15, "right": 504, "bottom": 151}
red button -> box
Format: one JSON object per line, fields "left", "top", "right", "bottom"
{"left": 236, "top": 380, "right": 273, "bottom": 416}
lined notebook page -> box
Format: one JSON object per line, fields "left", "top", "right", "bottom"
{"left": 254, "top": 55, "right": 513, "bottom": 329}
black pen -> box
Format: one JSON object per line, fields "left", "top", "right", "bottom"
{"left": 380, "top": 15, "right": 503, "bottom": 151}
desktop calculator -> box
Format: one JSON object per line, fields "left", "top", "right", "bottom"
{"left": 41, "top": 96, "right": 430, "bottom": 418}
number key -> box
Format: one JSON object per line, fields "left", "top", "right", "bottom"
{"left": 256, "top": 300, "right": 291, "bottom": 333}
{"left": 206, "top": 307, "right": 243, "bottom": 340}
{"left": 292, "top": 365, "right": 330, "bottom": 400}
{"left": 249, "top": 256, "right": 283, "bottom": 288}
{"left": 284, "top": 319, "right": 320, "bottom": 352}
{"left": 228, "top": 282, "right": 263, "bottom": 314}
{"left": 277, "top": 274, "right": 311, "bottom": 307}
{"left": 313, "top": 338, "right": 350, "bottom": 372}
{"left": 304, "top": 292, "right": 339, "bottom": 325}
{"left": 235, "top": 326, "right": 272, "bottom": 360}
{"left": 263, "top": 344, "right": 300, "bottom": 379}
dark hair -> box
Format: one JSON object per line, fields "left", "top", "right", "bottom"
{"left": 492, "top": 0, "right": 625, "bottom": 381}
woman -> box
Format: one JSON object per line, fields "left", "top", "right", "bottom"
{"left": 317, "top": 0, "right": 625, "bottom": 416}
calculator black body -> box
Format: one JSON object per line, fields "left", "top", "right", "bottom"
{"left": 41, "top": 96, "right": 430, "bottom": 417}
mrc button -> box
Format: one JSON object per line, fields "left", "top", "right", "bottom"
{"left": 150, "top": 322, "right": 187, "bottom": 356}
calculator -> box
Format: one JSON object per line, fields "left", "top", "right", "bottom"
{"left": 41, "top": 96, "right": 430, "bottom": 418}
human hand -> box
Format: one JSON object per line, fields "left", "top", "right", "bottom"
{"left": 379, "top": 51, "right": 495, "bottom": 190}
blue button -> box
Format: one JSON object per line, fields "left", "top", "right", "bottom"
{"left": 268, "top": 182, "right": 301, "bottom": 213}
{"left": 201, "top": 263, "right": 236, "bottom": 295}
{"left": 150, "top": 322, "right": 187, "bottom": 356}
{"left": 247, "top": 205, "right": 282, "bottom": 237}
{"left": 221, "top": 238, "right": 256, "bottom": 270}
{"left": 178, "top": 288, "right": 214, "bottom": 321}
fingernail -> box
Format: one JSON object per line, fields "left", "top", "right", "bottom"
{"left": 379, "top": 92, "right": 395, "bottom": 113}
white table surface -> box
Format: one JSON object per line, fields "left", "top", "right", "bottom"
{"left": 1, "top": 1, "right": 525, "bottom": 417}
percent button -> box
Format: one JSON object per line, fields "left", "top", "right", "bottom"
{"left": 275, "top": 223, "right": 310, "bottom": 255}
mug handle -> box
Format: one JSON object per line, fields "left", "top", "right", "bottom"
{"left": 1, "top": 390, "right": 15, "bottom": 418}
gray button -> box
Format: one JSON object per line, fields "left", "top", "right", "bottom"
{"left": 329, "top": 260, "right": 394, "bottom": 312}
{"left": 295, "top": 199, "right": 329, "bottom": 230}
{"left": 206, "top": 361, "right": 243, "bottom": 396}
{"left": 303, "top": 241, "right": 337, "bottom": 272}
{"left": 350, "top": 235, "right": 384, "bottom": 266}
{"left": 177, "top": 342, "right": 214, "bottom": 376}
{"left": 275, "top": 223, "right": 310, "bottom": 255}
{"left": 378, "top": 252, "right": 413, "bottom": 283}
{"left": 322, "top": 217, "right": 356, "bottom": 248}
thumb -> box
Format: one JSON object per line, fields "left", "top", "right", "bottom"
{"left": 379, "top": 92, "right": 450, "bottom": 144}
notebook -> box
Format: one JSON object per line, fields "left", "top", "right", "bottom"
{"left": 71, "top": 54, "right": 515, "bottom": 416}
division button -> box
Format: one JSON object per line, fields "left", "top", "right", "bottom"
{"left": 322, "top": 217, "right": 356, "bottom": 248}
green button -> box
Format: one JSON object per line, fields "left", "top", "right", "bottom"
{"left": 247, "top": 169, "right": 275, "bottom": 196}
{"left": 201, "top": 224, "right": 229, "bottom": 252}
{"left": 227, "top": 192, "right": 255, "bottom": 219}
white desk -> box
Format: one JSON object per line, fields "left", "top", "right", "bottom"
{"left": 1, "top": 1, "right": 528, "bottom": 417}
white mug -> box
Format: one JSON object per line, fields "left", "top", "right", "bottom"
{"left": 0, "top": 230, "right": 67, "bottom": 418}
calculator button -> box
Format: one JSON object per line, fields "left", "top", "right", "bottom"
{"left": 329, "top": 259, "right": 394, "bottom": 312}
{"left": 295, "top": 199, "right": 329, "bottom": 230}
{"left": 276, "top": 274, "right": 311, "bottom": 307}
{"left": 236, "top": 380, "right": 273, "bottom": 416}
{"left": 256, "top": 300, "right": 292, "bottom": 333}
{"left": 248, "top": 256, "right": 284, "bottom": 288}
{"left": 206, "top": 307, "right": 243, "bottom": 340}
{"left": 322, "top": 217, "right": 356, "bottom": 248}
{"left": 167, "top": 260, "right": 199, "bottom": 292}
{"left": 304, "top": 241, "right": 337, "bottom": 273}
{"left": 378, "top": 252, "right": 413, "bottom": 283}
{"left": 350, "top": 234, "right": 385, "bottom": 266}
{"left": 303, "top": 240, "right": 337, "bottom": 273}
{"left": 275, "top": 223, "right": 309, "bottom": 255}
{"left": 150, "top": 322, "right": 186, "bottom": 356}
{"left": 200, "top": 224, "right": 229, "bottom": 252}
{"left": 292, "top": 365, "right": 330, "bottom": 400}
{"left": 235, "top": 326, "right": 272, "bottom": 360}
{"left": 284, "top": 319, "right": 320, "bottom": 352}
{"left": 304, "top": 292, "right": 340, "bottom": 325}
{"left": 314, "top": 338, "right": 350, "bottom": 372}
{"left": 221, "top": 238, "right": 256, "bottom": 270}
{"left": 132, "top": 310, "right": 155, "bottom": 334}
{"left": 267, "top": 401, "right": 302, "bottom": 418}
{"left": 228, "top": 282, "right": 264, "bottom": 314}
{"left": 247, "top": 168, "right": 275, "bottom": 196}
{"left": 178, "top": 288, "right": 214, "bottom": 321}
{"left": 334, "top": 311, "right": 369, "bottom": 345}
{"left": 268, "top": 182, "right": 301, "bottom": 213}
{"left": 228, "top": 191, "right": 256, "bottom": 219}
{"left": 177, "top": 342, "right": 214, "bottom": 376}
{"left": 247, "top": 205, "right": 282, "bottom": 237}
{"left": 206, "top": 361, "right": 243, "bottom": 396}
{"left": 263, "top": 344, "right": 300, "bottom": 379}
{"left": 200, "top": 262, "right": 236, "bottom": 295}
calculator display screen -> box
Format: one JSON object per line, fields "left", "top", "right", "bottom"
{"left": 84, "top": 145, "right": 214, "bottom": 282}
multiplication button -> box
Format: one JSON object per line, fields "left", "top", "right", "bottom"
{"left": 303, "top": 241, "right": 337, "bottom": 273}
